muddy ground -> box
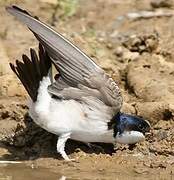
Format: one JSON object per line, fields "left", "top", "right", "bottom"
{"left": 0, "top": 0, "right": 174, "bottom": 179}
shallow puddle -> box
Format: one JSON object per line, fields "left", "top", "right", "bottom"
{"left": 0, "top": 162, "right": 173, "bottom": 180}
{"left": 0, "top": 163, "right": 62, "bottom": 180}
{"left": 0, "top": 162, "right": 142, "bottom": 180}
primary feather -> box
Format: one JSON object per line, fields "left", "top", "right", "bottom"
{"left": 6, "top": 6, "right": 123, "bottom": 113}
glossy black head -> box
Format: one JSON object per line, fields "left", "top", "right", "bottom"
{"left": 111, "top": 112, "right": 151, "bottom": 137}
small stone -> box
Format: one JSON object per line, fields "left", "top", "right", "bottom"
{"left": 106, "top": 43, "right": 113, "bottom": 49}
{"left": 114, "top": 46, "right": 123, "bottom": 57}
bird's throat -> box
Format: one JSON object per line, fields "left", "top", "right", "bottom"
{"left": 115, "top": 131, "right": 145, "bottom": 144}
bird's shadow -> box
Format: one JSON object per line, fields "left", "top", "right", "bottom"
{"left": 0, "top": 113, "right": 115, "bottom": 161}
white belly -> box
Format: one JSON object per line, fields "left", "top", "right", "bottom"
{"left": 29, "top": 99, "right": 113, "bottom": 143}
{"left": 28, "top": 77, "right": 114, "bottom": 143}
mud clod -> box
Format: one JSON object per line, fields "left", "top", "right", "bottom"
{"left": 122, "top": 33, "right": 159, "bottom": 53}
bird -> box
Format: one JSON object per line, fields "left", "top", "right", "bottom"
{"left": 6, "top": 6, "right": 150, "bottom": 161}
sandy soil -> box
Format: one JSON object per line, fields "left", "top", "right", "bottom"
{"left": 0, "top": 0, "right": 174, "bottom": 179}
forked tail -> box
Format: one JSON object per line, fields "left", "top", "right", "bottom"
{"left": 10, "top": 44, "right": 51, "bottom": 102}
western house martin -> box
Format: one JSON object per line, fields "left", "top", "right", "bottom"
{"left": 6, "top": 6, "right": 150, "bottom": 161}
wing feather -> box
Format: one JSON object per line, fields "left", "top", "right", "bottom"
{"left": 6, "top": 6, "right": 123, "bottom": 112}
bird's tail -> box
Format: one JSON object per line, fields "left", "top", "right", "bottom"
{"left": 10, "top": 44, "right": 51, "bottom": 102}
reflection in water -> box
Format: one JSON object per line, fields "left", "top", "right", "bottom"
{"left": 59, "top": 176, "right": 66, "bottom": 180}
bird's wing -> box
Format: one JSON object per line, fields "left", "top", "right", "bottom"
{"left": 6, "top": 6, "right": 123, "bottom": 112}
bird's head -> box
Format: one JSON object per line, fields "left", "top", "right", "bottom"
{"left": 112, "top": 112, "right": 151, "bottom": 144}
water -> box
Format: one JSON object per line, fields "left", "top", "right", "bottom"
{"left": 0, "top": 163, "right": 62, "bottom": 180}
{"left": 0, "top": 162, "right": 173, "bottom": 180}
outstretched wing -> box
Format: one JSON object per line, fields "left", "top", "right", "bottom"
{"left": 6, "top": 6, "right": 123, "bottom": 112}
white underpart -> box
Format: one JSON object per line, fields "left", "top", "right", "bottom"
{"left": 28, "top": 77, "right": 145, "bottom": 160}
{"left": 115, "top": 131, "right": 145, "bottom": 144}
{"left": 28, "top": 76, "right": 114, "bottom": 160}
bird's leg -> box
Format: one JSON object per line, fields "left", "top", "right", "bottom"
{"left": 57, "top": 132, "right": 72, "bottom": 161}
